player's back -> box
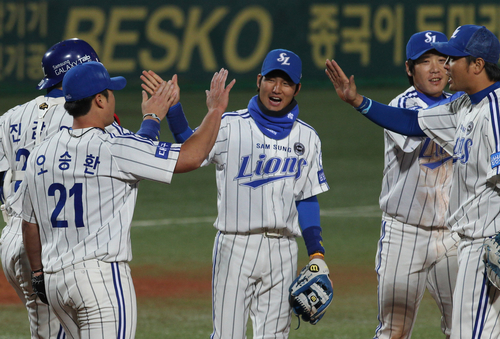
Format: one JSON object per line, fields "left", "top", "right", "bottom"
{"left": 22, "top": 127, "right": 178, "bottom": 272}
{"left": 0, "top": 96, "right": 72, "bottom": 216}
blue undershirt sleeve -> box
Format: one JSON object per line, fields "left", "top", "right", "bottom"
{"left": 355, "top": 97, "right": 426, "bottom": 136}
{"left": 166, "top": 102, "right": 194, "bottom": 143}
{"left": 136, "top": 119, "right": 161, "bottom": 141}
{"left": 296, "top": 196, "right": 325, "bottom": 255}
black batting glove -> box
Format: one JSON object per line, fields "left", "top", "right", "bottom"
{"left": 31, "top": 270, "right": 49, "bottom": 305}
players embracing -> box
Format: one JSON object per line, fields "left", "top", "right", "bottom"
{"left": 327, "top": 25, "right": 500, "bottom": 339}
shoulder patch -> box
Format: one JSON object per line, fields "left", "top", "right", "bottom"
{"left": 491, "top": 152, "right": 500, "bottom": 169}
{"left": 318, "top": 169, "right": 327, "bottom": 184}
{"left": 155, "top": 142, "right": 171, "bottom": 159}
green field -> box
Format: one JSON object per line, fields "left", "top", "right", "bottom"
{"left": 0, "top": 85, "right": 446, "bottom": 338}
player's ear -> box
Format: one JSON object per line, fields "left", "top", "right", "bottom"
{"left": 294, "top": 83, "right": 301, "bottom": 96}
{"left": 473, "top": 57, "right": 486, "bottom": 75}
{"left": 94, "top": 93, "right": 105, "bottom": 108}
{"left": 405, "top": 61, "right": 412, "bottom": 77}
{"left": 256, "top": 74, "right": 263, "bottom": 89}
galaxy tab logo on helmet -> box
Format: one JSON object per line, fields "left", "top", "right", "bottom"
{"left": 52, "top": 54, "right": 93, "bottom": 77}
{"left": 37, "top": 38, "right": 100, "bottom": 90}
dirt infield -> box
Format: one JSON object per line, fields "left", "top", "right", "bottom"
{"left": 0, "top": 264, "right": 375, "bottom": 305}
{"left": 0, "top": 265, "right": 214, "bottom": 305}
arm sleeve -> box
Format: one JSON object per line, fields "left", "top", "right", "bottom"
{"left": 385, "top": 97, "right": 426, "bottom": 152}
{"left": 136, "top": 119, "right": 161, "bottom": 141}
{"left": 296, "top": 196, "right": 325, "bottom": 255}
{"left": 166, "top": 102, "right": 195, "bottom": 143}
{"left": 357, "top": 97, "right": 426, "bottom": 136}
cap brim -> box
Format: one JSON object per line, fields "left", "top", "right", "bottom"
{"left": 431, "top": 42, "right": 470, "bottom": 58}
{"left": 262, "top": 67, "right": 301, "bottom": 84}
{"left": 108, "top": 76, "right": 127, "bottom": 91}
{"left": 409, "top": 47, "right": 436, "bottom": 60}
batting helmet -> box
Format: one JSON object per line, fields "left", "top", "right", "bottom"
{"left": 37, "top": 38, "right": 100, "bottom": 90}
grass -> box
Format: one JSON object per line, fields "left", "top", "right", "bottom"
{"left": 0, "top": 86, "right": 446, "bottom": 338}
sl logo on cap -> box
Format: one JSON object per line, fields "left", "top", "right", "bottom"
{"left": 277, "top": 53, "right": 291, "bottom": 66}
{"left": 424, "top": 32, "right": 437, "bottom": 43}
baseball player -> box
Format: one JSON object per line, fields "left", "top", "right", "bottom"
{"left": 375, "top": 31, "right": 460, "bottom": 338}
{"left": 0, "top": 39, "right": 165, "bottom": 339}
{"left": 20, "top": 61, "right": 234, "bottom": 339}
{"left": 326, "top": 25, "right": 500, "bottom": 339}
{"left": 143, "top": 49, "right": 330, "bottom": 338}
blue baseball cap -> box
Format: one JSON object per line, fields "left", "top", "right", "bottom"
{"left": 63, "top": 61, "right": 127, "bottom": 102}
{"left": 261, "top": 49, "right": 302, "bottom": 84}
{"left": 432, "top": 25, "right": 500, "bottom": 64}
{"left": 406, "top": 31, "right": 448, "bottom": 60}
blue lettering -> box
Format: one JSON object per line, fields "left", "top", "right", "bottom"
{"left": 419, "top": 138, "right": 452, "bottom": 169}
{"left": 235, "top": 155, "right": 252, "bottom": 179}
{"left": 235, "top": 153, "right": 309, "bottom": 188}
{"left": 256, "top": 143, "right": 270, "bottom": 149}
{"left": 255, "top": 154, "right": 266, "bottom": 175}
{"left": 453, "top": 137, "right": 473, "bottom": 164}
{"left": 281, "top": 158, "right": 297, "bottom": 173}
{"left": 273, "top": 145, "right": 292, "bottom": 152}
{"left": 263, "top": 157, "right": 281, "bottom": 174}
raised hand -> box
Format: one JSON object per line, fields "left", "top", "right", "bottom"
{"left": 141, "top": 71, "right": 180, "bottom": 107}
{"left": 141, "top": 80, "right": 176, "bottom": 121}
{"left": 325, "top": 59, "right": 363, "bottom": 107}
{"left": 205, "top": 68, "right": 236, "bottom": 115}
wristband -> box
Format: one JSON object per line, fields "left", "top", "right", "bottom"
{"left": 355, "top": 96, "right": 372, "bottom": 115}
{"left": 31, "top": 268, "right": 43, "bottom": 274}
{"left": 143, "top": 113, "right": 161, "bottom": 122}
{"left": 309, "top": 252, "right": 325, "bottom": 260}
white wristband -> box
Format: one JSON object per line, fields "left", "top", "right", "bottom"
{"left": 143, "top": 113, "right": 161, "bottom": 122}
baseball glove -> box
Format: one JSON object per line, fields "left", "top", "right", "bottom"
{"left": 484, "top": 233, "right": 500, "bottom": 289}
{"left": 289, "top": 258, "right": 333, "bottom": 325}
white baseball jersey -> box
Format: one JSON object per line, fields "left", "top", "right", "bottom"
{"left": 0, "top": 97, "right": 72, "bottom": 219}
{"left": 418, "top": 87, "right": 500, "bottom": 238}
{"left": 0, "top": 93, "right": 137, "bottom": 339}
{"left": 21, "top": 128, "right": 180, "bottom": 273}
{"left": 417, "top": 83, "right": 500, "bottom": 338}
{"left": 380, "top": 87, "right": 453, "bottom": 226}
{"left": 0, "top": 96, "right": 129, "bottom": 229}
{"left": 375, "top": 87, "right": 458, "bottom": 339}
{"left": 206, "top": 109, "right": 329, "bottom": 234}
{"left": 206, "top": 107, "right": 329, "bottom": 339}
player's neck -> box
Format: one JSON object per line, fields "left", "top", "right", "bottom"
{"left": 72, "top": 110, "right": 106, "bottom": 130}
{"left": 467, "top": 78, "right": 496, "bottom": 95}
